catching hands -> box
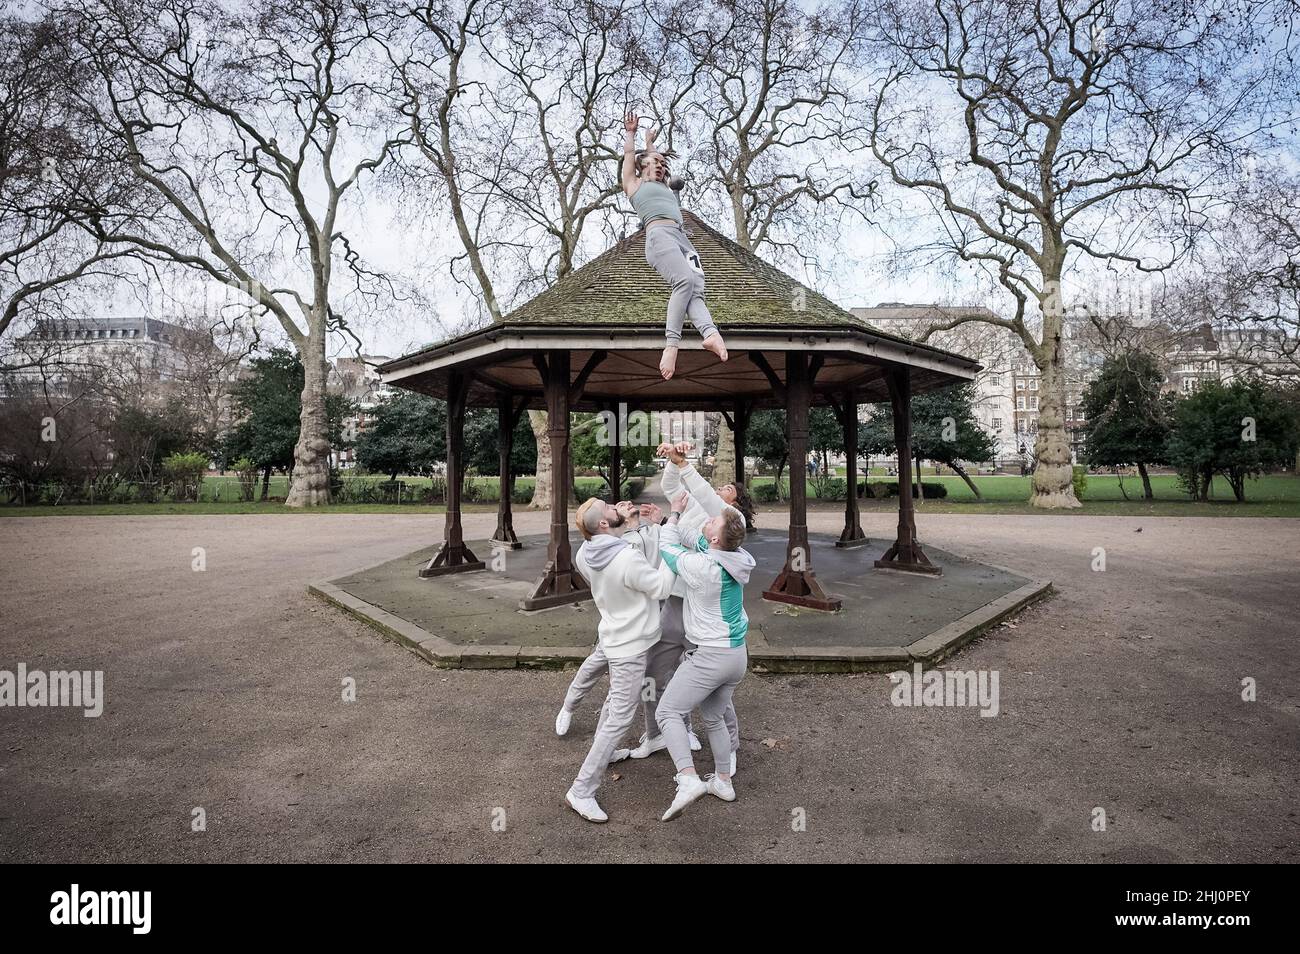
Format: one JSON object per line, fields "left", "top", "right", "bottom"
{"left": 657, "top": 441, "right": 690, "bottom": 466}
{"left": 640, "top": 502, "right": 663, "bottom": 524}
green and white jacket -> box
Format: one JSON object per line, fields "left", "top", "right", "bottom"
{"left": 658, "top": 522, "right": 756, "bottom": 649}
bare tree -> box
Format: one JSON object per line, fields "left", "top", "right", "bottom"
{"left": 862, "top": 0, "right": 1294, "bottom": 507}
{"left": 0, "top": 11, "right": 146, "bottom": 346}
{"left": 1207, "top": 165, "right": 1300, "bottom": 378}
{"left": 660, "top": 0, "right": 877, "bottom": 261}
{"left": 394, "top": 0, "right": 662, "bottom": 507}
{"left": 59, "top": 0, "right": 409, "bottom": 505}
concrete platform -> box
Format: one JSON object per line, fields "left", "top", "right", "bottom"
{"left": 310, "top": 529, "right": 1052, "bottom": 672}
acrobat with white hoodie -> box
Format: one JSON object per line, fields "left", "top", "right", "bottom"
{"left": 654, "top": 511, "right": 756, "bottom": 820}
{"left": 556, "top": 521, "right": 661, "bottom": 733}
{"left": 565, "top": 506, "right": 676, "bottom": 822}
{"left": 635, "top": 457, "right": 743, "bottom": 760}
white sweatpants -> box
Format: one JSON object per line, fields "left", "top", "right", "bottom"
{"left": 571, "top": 650, "right": 649, "bottom": 799}
{"left": 656, "top": 643, "right": 748, "bottom": 777}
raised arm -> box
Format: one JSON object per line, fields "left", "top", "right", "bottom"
{"left": 677, "top": 462, "right": 726, "bottom": 518}
{"left": 621, "top": 110, "right": 640, "bottom": 197}
{"left": 664, "top": 442, "right": 725, "bottom": 517}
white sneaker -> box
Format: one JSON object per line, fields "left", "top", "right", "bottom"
{"left": 565, "top": 787, "right": 608, "bottom": 823}
{"left": 729, "top": 750, "right": 737, "bottom": 778}
{"left": 555, "top": 707, "right": 573, "bottom": 736}
{"left": 628, "top": 733, "right": 668, "bottom": 759}
{"left": 608, "top": 747, "right": 633, "bottom": 763}
{"left": 705, "top": 773, "right": 735, "bottom": 802}
{"left": 688, "top": 730, "right": 702, "bottom": 752}
{"left": 660, "top": 772, "right": 708, "bottom": 822}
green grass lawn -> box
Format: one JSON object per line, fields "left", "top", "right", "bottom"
{"left": 5, "top": 472, "right": 1298, "bottom": 518}
{"left": 752, "top": 473, "right": 1300, "bottom": 517}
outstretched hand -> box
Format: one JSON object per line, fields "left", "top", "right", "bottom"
{"left": 623, "top": 109, "right": 639, "bottom": 134}
{"left": 671, "top": 491, "right": 690, "bottom": 513}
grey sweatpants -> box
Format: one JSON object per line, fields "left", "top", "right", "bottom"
{"left": 644, "top": 596, "right": 738, "bottom": 752}
{"left": 562, "top": 644, "right": 608, "bottom": 713}
{"left": 656, "top": 643, "right": 748, "bottom": 777}
{"left": 571, "top": 650, "right": 649, "bottom": 798}
{"left": 644, "top": 222, "right": 718, "bottom": 345}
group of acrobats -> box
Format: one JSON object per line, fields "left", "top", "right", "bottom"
{"left": 554, "top": 116, "right": 751, "bottom": 823}
{"left": 558, "top": 441, "right": 756, "bottom": 823}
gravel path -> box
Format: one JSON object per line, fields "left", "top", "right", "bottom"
{"left": 0, "top": 509, "right": 1296, "bottom": 862}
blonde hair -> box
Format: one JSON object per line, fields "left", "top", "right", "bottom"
{"left": 575, "top": 497, "right": 604, "bottom": 541}
{"left": 717, "top": 509, "right": 746, "bottom": 551}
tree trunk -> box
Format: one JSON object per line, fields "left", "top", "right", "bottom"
{"left": 713, "top": 412, "right": 736, "bottom": 485}
{"left": 1030, "top": 343, "right": 1082, "bottom": 509}
{"left": 950, "top": 460, "right": 981, "bottom": 498}
{"left": 260, "top": 466, "right": 271, "bottom": 501}
{"left": 285, "top": 333, "right": 331, "bottom": 507}
{"left": 1137, "top": 461, "right": 1154, "bottom": 500}
{"left": 527, "top": 409, "right": 550, "bottom": 509}
{"left": 774, "top": 457, "right": 787, "bottom": 500}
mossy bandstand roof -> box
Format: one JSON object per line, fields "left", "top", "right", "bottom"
{"left": 379, "top": 211, "right": 980, "bottom": 410}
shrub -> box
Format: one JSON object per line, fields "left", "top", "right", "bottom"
{"left": 814, "top": 477, "right": 847, "bottom": 500}
{"left": 861, "top": 480, "right": 897, "bottom": 499}
{"left": 233, "top": 457, "right": 258, "bottom": 502}
{"left": 859, "top": 480, "right": 946, "bottom": 499}
{"left": 1072, "top": 465, "right": 1088, "bottom": 500}
{"left": 753, "top": 481, "right": 785, "bottom": 503}
{"left": 418, "top": 476, "right": 448, "bottom": 505}
{"left": 162, "top": 452, "right": 208, "bottom": 502}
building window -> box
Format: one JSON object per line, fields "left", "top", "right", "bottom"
{"left": 1030, "top": 396, "right": 1039, "bottom": 410}
{"left": 1016, "top": 379, "right": 1026, "bottom": 390}
{"left": 992, "top": 417, "right": 1003, "bottom": 430}
{"left": 1029, "top": 379, "right": 1038, "bottom": 390}
{"left": 989, "top": 375, "right": 1002, "bottom": 387}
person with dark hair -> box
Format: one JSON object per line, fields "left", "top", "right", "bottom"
{"left": 622, "top": 109, "right": 728, "bottom": 381}
{"left": 619, "top": 441, "right": 748, "bottom": 774}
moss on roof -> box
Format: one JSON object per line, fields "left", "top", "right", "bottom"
{"left": 497, "top": 211, "right": 879, "bottom": 331}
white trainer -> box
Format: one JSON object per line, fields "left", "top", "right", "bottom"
{"left": 628, "top": 733, "right": 668, "bottom": 759}
{"left": 555, "top": 707, "right": 573, "bottom": 736}
{"left": 565, "top": 787, "right": 608, "bottom": 823}
{"left": 705, "top": 773, "right": 735, "bottom": 802}
{"left": 688, "top": 730, "right": 702, "bottom": 751}
{"left": 661, "top": 773, "right": 709, "bottom": 822}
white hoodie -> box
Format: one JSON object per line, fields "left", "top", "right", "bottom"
{"left": 660, "top": 461, "right": 743, "bottom": 600}
{"left": 658, "top": 522, "right": 756, "bottom": 649}
{"left": 574, "top": 527, "right": 676, "bottom": 659}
